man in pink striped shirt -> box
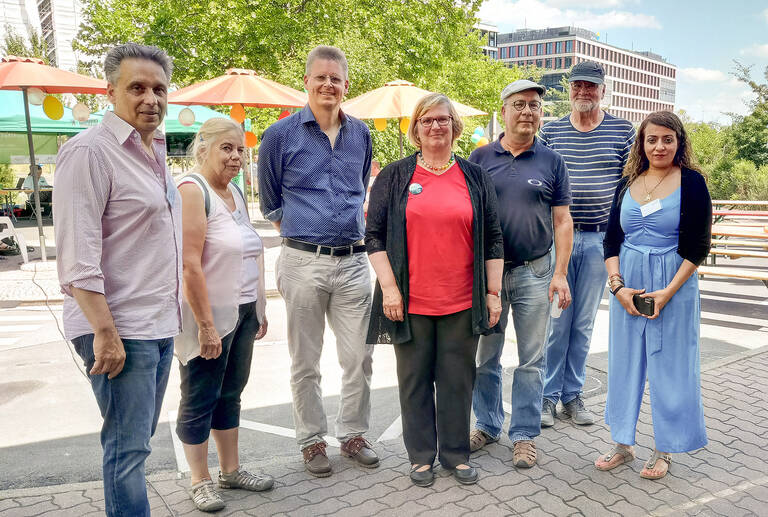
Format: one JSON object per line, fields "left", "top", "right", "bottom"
{"left": 54, "top": 43, "right": 181, "bottom": 517}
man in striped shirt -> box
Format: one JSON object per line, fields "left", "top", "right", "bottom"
{"left": 539, "top": 61, "right": 635, "bottom": 428}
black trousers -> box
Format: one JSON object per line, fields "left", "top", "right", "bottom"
{"left": 393, "top": 309, "right": 478, "bottom": 469}
{"left": 176, "top": 302, "right": 260, "bottom": 444}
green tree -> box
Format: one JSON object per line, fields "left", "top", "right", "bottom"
{"left": 728, "top": 61, "right": 768, "bottom": 167}
{"left": 2, "top": 25, "right": 48, "bottom": 62}
{"left": 543, "top": 76, "right": 571, "bottom": 118}
{"left": 74, "top": 0, "right": 530, "bottom": 165}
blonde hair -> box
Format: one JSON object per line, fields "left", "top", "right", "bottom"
{"left": 189, "top": 117, "right": 245, "bottom": 167}
{"left": 407, "top": 93, "right": 464, "bottom": 149}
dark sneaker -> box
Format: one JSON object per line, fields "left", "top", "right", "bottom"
{"left": 302, "top": 442, "right": 332, "bottom": 477}
{"left": 541, "top": 399, "right": 556, "bottom": 428}
{"left": 340, "top": 436, "right": 379, "bottom": 468}
{"left": 218, "top": 466, "right": 274, "bottom": 491}
{"left": 563, "top": 396, "right": 595, "bottom": 425}
{"left": 189, "top": 479, "right": 225, "bottom": 513}
{"left": 469, "top": 429, "right": 498, "bottom": 452}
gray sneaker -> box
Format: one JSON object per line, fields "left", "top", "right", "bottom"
{"left": 541, "top": 398, "right": 556, "bottom": 428}
{"left": 563, "top": 396, "right": 595, "bottom": 425}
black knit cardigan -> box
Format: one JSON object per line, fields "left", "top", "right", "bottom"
{"left": 365, "top": 153, "right": 504, "bottom": 345}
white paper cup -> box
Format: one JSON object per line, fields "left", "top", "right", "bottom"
{"left": 550, "top": 292, "right": 563, "bottom": 318}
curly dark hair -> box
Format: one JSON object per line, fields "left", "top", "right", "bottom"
{"left": 623, "top": 111, "right": 699, "bottom": 186}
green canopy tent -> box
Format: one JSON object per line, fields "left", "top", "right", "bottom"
{"left": 0, "top": 90, "right": 101, "bottom": 135}
{"left": 97, "top": 104, "right": 227, "bottom": 156}
{"left": 0, "top": 90, "right": 102, "bottom": 164}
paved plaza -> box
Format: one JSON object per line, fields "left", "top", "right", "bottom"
{"left": 1, "top": 220, "right": 767, "bottom": 516}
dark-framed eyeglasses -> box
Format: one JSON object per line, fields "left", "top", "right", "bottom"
{"left": 508, "top": 100, "right": 542, "bottom": 112}
{"left": 418, "top": 116, "right": 453, "bottom": 127}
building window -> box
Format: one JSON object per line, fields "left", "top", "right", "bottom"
{"left": 537, "top": 43, "right": 544, "bottom": 55}
{"left": 545, "top": 58, "right": 552, "bottom": 68}
{"left": 565, "top": 57, "right": 572, "bottom": 68}
{"left": 557, "top": 41, "right": 563, "bottom": 53}
{"left": 528, "top": 44, "right": 535, "bottom": 56}
{"left": 500, "top": 47, "right": 506, "bottom": 59}
{"left": 519, "top": 45, "right": 526, "bottom": 57}
{"left": 546, "top": 42, "right": 553, "bottom": 54}
{"left": 566, "top": 40, "right": 573, "bottom": 52}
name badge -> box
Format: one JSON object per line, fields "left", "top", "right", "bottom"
{"left": 165, "top": 175, "right": 177, "bottom": 207}
{"left": 640, "top": 198, "right": 662, "bottom": 217}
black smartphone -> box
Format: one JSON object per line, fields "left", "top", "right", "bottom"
{"left": 633, "top": 294, "right": 655, "bottom": 316}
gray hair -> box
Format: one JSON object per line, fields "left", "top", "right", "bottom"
{"left": 189, "top": 117, "right": 244, "bottom": 167}
{"left": 305, "top": 45, "right": 348, "bottom": 78}
{"left": 104, "top": 43, "right": 173, "bottom": 84}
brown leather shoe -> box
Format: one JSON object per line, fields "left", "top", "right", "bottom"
{"left": 340, "top": 436, "right": 379, "bottom": 468}
{"left": 513, "top": 440, "right": 537, "bottom": 468}
{"left": 302, "top": 442, "right": 331, "bottom": 477}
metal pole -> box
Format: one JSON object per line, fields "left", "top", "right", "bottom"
{"left": 248, "top": 147, "right": 256, "bottom": 218}
{"left": 21, "top": 87, "right": 47, "bottom": 262}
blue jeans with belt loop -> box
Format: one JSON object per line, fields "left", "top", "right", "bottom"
{"left": 543, "top": 230, "right": 607, "bottom": 405}
{"left": 72, "top": 334, "right": 174, "bottom": 517}
{"left": 472, "top": 250, "right": 553, "bottom": 443}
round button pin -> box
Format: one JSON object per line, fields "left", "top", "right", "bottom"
{"left": 409, "top": 183, "right": 423, "bottom": 195}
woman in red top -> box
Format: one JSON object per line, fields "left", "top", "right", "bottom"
{"left": 366, "top": 93, "right": 504, "bottom": 487}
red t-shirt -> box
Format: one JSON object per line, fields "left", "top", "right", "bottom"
{"left": 406, "top": 162, "right": 474, "bottom": 315}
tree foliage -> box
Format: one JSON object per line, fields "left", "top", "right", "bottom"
{"left": 2, "top": 24, "right": 48, "bottom": 62}
{"left": 728, "top": 62, "right": 768, "bottom": 167}
{"left": 74, "top": 0, "right": 536, "bottom": 165}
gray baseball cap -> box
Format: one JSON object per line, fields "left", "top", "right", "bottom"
{"left": 569, "top": 61, "right": 604, "bottom": 84}
{"left": 500, "top": 79, "right": 546, "bottom": 101}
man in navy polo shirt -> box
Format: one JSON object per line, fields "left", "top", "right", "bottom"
{"left": 468, "top": 79, "right": 573, "bottom": 468}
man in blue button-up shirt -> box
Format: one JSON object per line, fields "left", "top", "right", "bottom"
{"left": 258, "top": 45, "right": 377, "bottom": 477}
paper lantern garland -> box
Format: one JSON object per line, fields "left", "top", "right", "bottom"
{"left": 230, "top": 103, "right": 246, "bottom": 123}
{"left": 27, "top": 88, "right": 46, "bottom": 106}
{"left": 178, "top": 108, "right": 196, "bottom": 126}
{"left": 42, "top": 95, "right": 64, "bottom": 120}
{"left": 72, "top": 103, "right": 91, "bottom": 122}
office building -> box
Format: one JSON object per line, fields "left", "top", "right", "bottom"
{"left": 1, "top": 0, "right": 82, "bottom": 71}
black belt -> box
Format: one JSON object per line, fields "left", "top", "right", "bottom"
{"left": 284, "top": 238, "right": 366, "bottom": 256}
{"left": 573, "top": 222, "right": 607, "bottom": 232}
{"left": 504, "top": 249, "right": 551, "bottom": 270}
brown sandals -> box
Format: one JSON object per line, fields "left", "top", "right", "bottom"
{"left": 595, "top": 445, "right": 635, "bottom": 471}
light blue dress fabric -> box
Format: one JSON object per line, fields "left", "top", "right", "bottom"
{"left": 605, "top": 186, "right": 707, "bottom": 453}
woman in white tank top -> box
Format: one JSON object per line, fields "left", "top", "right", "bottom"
{"left": 175, "top": 118, "right": 272, "bottom": 512}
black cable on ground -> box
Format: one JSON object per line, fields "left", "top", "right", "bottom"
{"left": 30, "top": 264, "right": 177, "bottom": 517}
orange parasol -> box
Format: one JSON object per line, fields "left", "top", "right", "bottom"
{"left": 341, "top": 80, "right": 486, "bottom": 157}
{"left": 342, "top": 79, "right": 485, "bottom": 120}
{"left": 168, "top": 68, "right": 307, "bottom": 108}
{"left": 0, "top": 56, "right": 107, "bottom": 261}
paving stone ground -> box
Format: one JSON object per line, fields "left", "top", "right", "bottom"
{"left": 2, "top": 347, "right": 767, "bottom": 517}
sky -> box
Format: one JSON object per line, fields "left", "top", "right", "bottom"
{"left": 477, "top": 0, "right": 768, "bottom": 125}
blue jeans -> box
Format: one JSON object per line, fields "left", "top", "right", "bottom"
{"left": 73, "top": 334, "right": 174, "bottom": 517}
{"left": 543, "top": 230, "right": 607, "bottom": 405}
{"left": 472, "top": 251, "right": 553, "bottom": 443}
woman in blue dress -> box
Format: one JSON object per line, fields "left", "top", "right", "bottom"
{"left": 596, "top": 111, "right": 712, "bottom": 480}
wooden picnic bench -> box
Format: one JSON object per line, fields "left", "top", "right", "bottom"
{"left": 710, "top": 239, "right": 768, "bottom": 249}
{"left": 698, "top": 265, "right": 768, "bottom": 288}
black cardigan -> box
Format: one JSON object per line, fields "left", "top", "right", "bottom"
{"left": 365, "top": 153, "right": 504, "bottom": 345}
{"left": 603, "top": 167, "right": 712, "bottom": 265}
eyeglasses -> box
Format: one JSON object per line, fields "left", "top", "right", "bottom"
{"left": 418, "top": 116, "right": 453, "bottom": 127}
{"left": 508, "top": 100, "right": 542, "bottom": 112}
{"left": 571, "top": 82, "right": 599, "bottom": 91}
